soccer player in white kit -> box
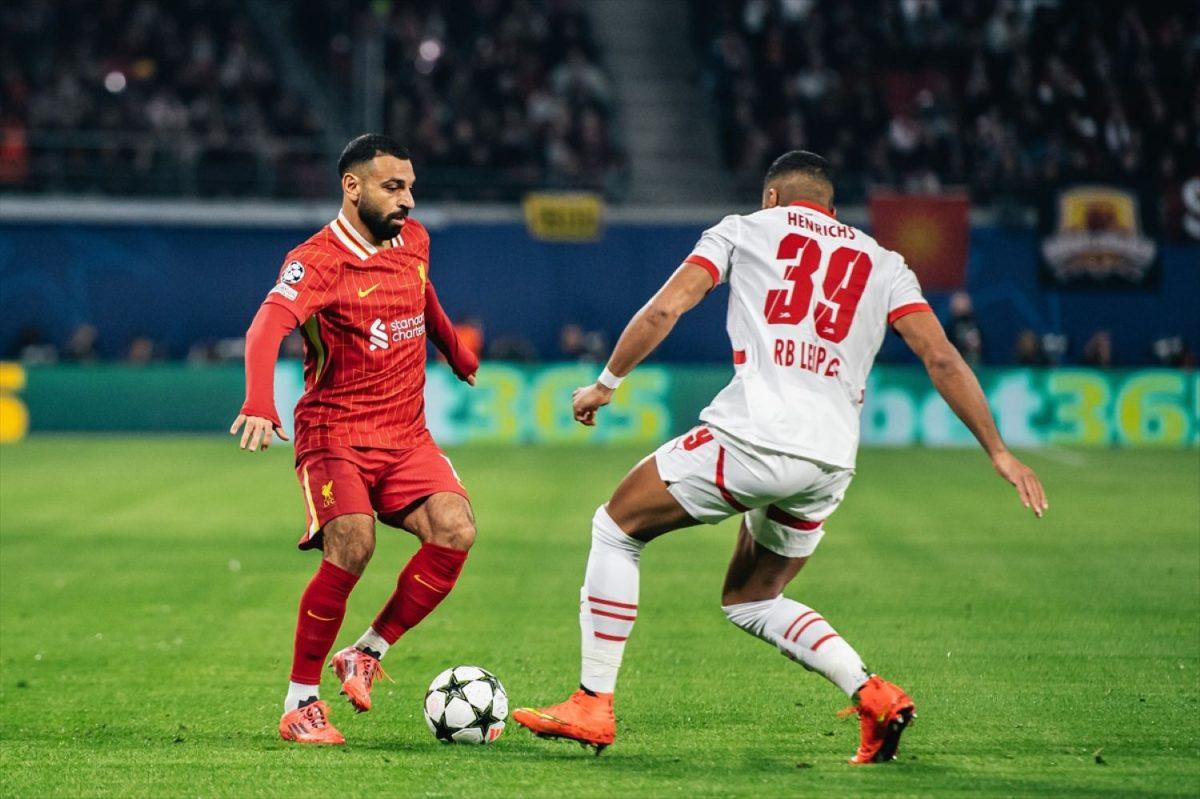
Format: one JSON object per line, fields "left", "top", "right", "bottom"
{"left": 512, "top": 151, "right": 1049, "bottom": 763}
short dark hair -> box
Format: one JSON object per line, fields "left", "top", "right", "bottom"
{"left": 764, "top": 150, "right": 832, "bottom": 187}
{"left": 337, "top": 134, "right": 410, "bottom": 176}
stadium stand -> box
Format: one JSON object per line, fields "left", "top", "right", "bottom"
{"left": 690, "top": 0, "right": 1199, "bottom": 203}
{"left": 2, "top": 0, "right": 624, "bottom": 199}
{"left": 1, "top": 0, "right": 328, "bottom": 196}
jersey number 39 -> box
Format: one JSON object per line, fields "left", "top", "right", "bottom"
{"left": 763, "top": 233, "right": 873, "bottom": 343}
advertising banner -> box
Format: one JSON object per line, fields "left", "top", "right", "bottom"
{"left": 4, "top": 363, "right": 1196, "bottom": 449}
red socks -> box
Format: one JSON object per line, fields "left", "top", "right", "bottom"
{"left": 372, "top": 542, "right": 468, "bottom": 644}
{"left": 290, "top": 560, "right": 359, "bottom": 684}
{"left": 288, "top": 544, "right": 467, "bottom": 683}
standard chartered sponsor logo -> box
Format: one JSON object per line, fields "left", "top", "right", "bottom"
{"left": 368, "top": 314, "right": 426, "bottom": 351}
{"left": 368, "top": 319, "right": 389, "bottom": 351}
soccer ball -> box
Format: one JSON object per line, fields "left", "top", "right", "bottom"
{"left": 423, "top": 665, "right": 508, "bottom": 744}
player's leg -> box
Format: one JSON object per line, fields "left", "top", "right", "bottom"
{"left": 577, "top": 452, "right": 698, "bottom": 695}
{"left": 369, "top": 490, "right": 474, "bottom": 649}
{"left": 280, "top": 452, "right": 377, "bottom": 744}
{"left": 720, "top": 514, "right": 914, "bottom": 764}
{"left": 720, "top": 519, "right": 869, "bottom": 695}
{"left": 333, "top": 445, "right": 472, "bottom": 712}
{"left": 513, "top": 448, "right": 704, "bottom": 751}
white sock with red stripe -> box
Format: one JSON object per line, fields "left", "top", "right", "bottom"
{"left": 578, "top": 505, "right": 644, "bottom": 694}
{"left": 723, "top": 596, "right": 869, "bottom": 697}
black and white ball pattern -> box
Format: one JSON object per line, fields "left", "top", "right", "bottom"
{"left": 423, "top": 666, "right": 508, "bottom": 744}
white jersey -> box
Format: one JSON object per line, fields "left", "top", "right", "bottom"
{"left": 683, "top": 201, "right": 930, "bottom": 469}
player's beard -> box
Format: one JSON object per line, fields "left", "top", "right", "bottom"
{"left": 359, "top": 198, "right": 408, "bottom": 242}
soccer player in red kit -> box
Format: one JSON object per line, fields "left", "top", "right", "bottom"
{"left": 230, "top": 134, "right": 480, "bottom": 745}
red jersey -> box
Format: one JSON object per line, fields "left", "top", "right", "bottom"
{"left": 262, "top": 211, "right": 434, "bottom": 455}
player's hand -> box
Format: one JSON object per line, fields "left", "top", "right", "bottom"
{"left": 572, "top": 383, "right": 613, "bottom": 426}
{"left": 229, "top": 414, "right": 288, "bottom": 452}
{"left": 466, "top": 373, "right": 476, "bottom": 386}
{"left": 991, "top": 450, "right": 1048, "bottom": 518}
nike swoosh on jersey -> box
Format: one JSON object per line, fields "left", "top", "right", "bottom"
{"left": 357, "top": 283, "right": 381, "bottom": 298}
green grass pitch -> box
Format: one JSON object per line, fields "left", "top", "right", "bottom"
{"left": 1, "top": 436, "right": 1198, "bottom": 798}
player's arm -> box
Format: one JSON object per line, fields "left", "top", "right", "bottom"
{"left": 893, "top": 310, "right": 1048, "bottom": 517}
{"left": 425, "top": 280, "right": 478, "bottom": 386}
{"left": 230, "top": 303, "right": 296, "bottom": 452}
{"left": 572, "top": 263, "right": 714, "bottom": 426}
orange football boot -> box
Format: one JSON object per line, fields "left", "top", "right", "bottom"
{"left": 278, "top": 700, "right": 345, "bottom": 745}
{"left": 840, "top": 675, "right": 916, "bottom": 764}
{"left": 512, "top": 689, "right": 616, "bottom": 754}
{"left": 330, "top": 646, "right": 392, "bottom": 713}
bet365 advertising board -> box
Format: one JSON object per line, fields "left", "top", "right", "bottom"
{"left": 4, "top": 363, "right": 1195, "bottom": 448}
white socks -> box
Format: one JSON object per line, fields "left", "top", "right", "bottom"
{"left": 574, "top": 504, "right": 866, "bottom": 699}
{"left": 579, "top": 505, "right": 644, "bottom": 694}
{"left": 723, "top": 596, "right": 869, "bottom": 697}
{"left": 284, "top": 681, "right": 320, "bottom": 712}
{"left": 355, "top": 627, "right": 390, "bottom": 659}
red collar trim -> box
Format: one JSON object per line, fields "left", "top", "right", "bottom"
{"left": 788, "top": 200, "right": 836, "bottom": 219}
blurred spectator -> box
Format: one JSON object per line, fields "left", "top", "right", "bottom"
{"left": 947, "top": 291, "right": 983, "bottom": 366}
{"left": 693, "top": 2, "right": 1199, "bottom": 203}
{"left": 1151, "top": 336, "right": 1196, "bottom": 368}
{"left": 1041, "top": 333, "right": 1070, "bottom": 366}
{"left": 488, "top": 334, "right": 538, "bottom": 362}
{"left": 7, "top": 325, "right": 58, "bottom": 364}
{"left": 1082, "top": 330, "right": 1114, "bottom": 368}
{"left": 187, "top": 341, "right": 220, "bottom": 365}
{"left": 454, "top": 319, "right": 485, "bottom": 360}
{"left": 126, "top": 336, "right": 160, "bottom": 365}
{"left": 63, "top": 323, "right": 99, "bottom": 363}
{"left": 1014, "top": 329, "right": 1048, "bottom": 366}
{"left": 282, "top": 331, "right": 306, "bottom": 361}
{"left": 559, "top": 323, "right": 607, "bottom": 362}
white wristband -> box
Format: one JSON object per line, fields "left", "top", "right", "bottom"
{"left": 597, "top": 367, "right": 624, "bottom": 390}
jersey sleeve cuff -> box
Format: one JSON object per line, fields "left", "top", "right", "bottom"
{"left": 887, "top": 302, "right": 933, "bottom": 325}
{"left": 683, "top": 254, "right": 721, "bottom": 286}
{"left": 239, "top": 402, "right": 282, "bottom": 428}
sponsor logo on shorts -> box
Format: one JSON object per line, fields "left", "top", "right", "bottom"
{"left": 321, "top": 480, "right": 335, "bottom": 507}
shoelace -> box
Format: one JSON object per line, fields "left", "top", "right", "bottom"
{"left": 300, "top": 703, "right": 330, "bottom": 729}
{"left": 360, "top": 656, "right": 394, "bottom": 687}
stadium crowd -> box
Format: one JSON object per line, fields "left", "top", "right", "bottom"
{"left": 1, "top": 0, "right": 623, "bottom": 199}
{"left": 692, "top": 0, "right": 1199, "bottom": 202}
{"left": 1, "top": 0, "right": 328, "bottom": 196}
{"left": 295, "top": 0, "right": 625, "bottom": 199}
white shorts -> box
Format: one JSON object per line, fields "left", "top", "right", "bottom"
{"left": 653, "top": 424, "right": 854, "bottom": 558}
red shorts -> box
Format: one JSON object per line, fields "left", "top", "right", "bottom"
{"left": 294, "top": 442, "right": 468, "bottom": 550}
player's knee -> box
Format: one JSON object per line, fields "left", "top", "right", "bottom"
{"left": 429, "top": 518, "right": 475, "bottom": 552}
{"left": 593, "top": 505, "right": 644, "bottom": 553}
{"left": 721, "top": 594, "right": 779, "bottom": 636}
{"left": 323, "top": 514, "right": 375, "bottom": 573}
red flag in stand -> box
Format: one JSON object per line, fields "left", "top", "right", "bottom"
{"left": 868, "top": 191, "right": 970, "bottom": 291}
